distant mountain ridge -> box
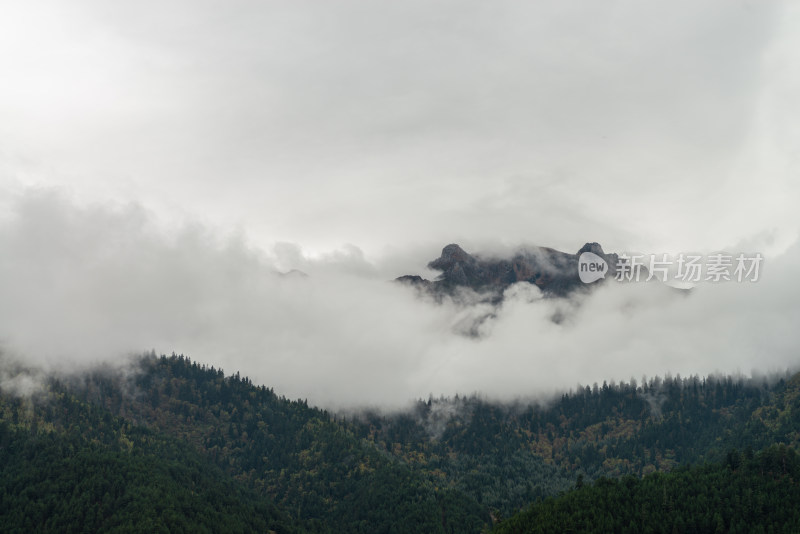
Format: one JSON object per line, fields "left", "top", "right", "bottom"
{"left": 397, "top": 242, "right": 620, "bottom": 297}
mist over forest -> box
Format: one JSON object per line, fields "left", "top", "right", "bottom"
{"left": 2, "top": 1, "right": 799, "bottom": 532}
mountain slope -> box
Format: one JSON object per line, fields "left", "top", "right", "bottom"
{"left": 351, "top": 372, "right": 800, "bottom": 517}
{"left": 79, "top": 355, "right": 800, "bottom": 522}
{"left": 3, "top": 354, "right": 800, "bottom": 532}
{"left": 493, "top": 444, "right": 800, "bottom": 534}
{"left": 65, "top": 354, "right": 490, "bottom": 533}
{"left": 0, "top": 383, "right": 300, "bottom": 533}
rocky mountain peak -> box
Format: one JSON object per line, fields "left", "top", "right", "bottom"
{"left": 427, "top": 244, "right": 476, "bottom": 271}
{"left": 577, "top": 242, "right": 605, "bottom": 256}
{"left": 397, "top": 241, "right": 625, "bottom": 299}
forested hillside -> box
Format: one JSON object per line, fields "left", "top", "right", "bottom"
{"left": 2, "top": 353, "right": 799, "bottom": 532}
{"left": 0, "top": 382, "right": 299, "bottom": 533}
{"left": 1, "top": 355, "right": 488, "bottom": 533}
{"left": 494, "top": 445, "right": 800, "bottom": 534}
{"left": 353, "top": 370, "right": 800, "bottom": 517}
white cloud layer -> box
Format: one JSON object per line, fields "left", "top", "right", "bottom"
{"left": 1, "top": 2, "right": 799, "bottom": 407}
{"left": 0, "top": 191, "right": 797, "bottom": 409}
{"left": 1, "top": 1, "right": 799, "bottom": 257}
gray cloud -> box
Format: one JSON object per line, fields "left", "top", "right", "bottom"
{"left": 0, "top": 2, "right": 798, "bottom": 408}
{"left": 0, "top": 190, "right": 797, "bottom": 410}
{"left": 0, "top": 1, "right": 798, "bottom": 257}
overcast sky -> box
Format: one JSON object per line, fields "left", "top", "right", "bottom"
{"left": 1, "top": 1, "right": 799, "bottom": 408}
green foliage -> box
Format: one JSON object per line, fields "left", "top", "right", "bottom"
{"left": 351, "top": 371, "right": 800, "bottom": 518}
{"left": 54, "top": 354, "right": 490, "bottom": 533}
{"left": 493, "top": 445, "right": 800, "bottom": 534}
{"left": 3, "top": 353, "right": 800, "bottom": 533}
{"left": 0, "top": 393, "right": 298, "bottom": 533}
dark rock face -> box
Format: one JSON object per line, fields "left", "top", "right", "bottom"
{"left": 577, "top": 242, "right": 605, "bottom": 256}
{"left": 427, "top": 244, "right": 483, "bottom": 287}
{"left": 398, "top": 242, "right": 620, "bottom": 298}
{"left": 395, "top": 274, "right": 432, "bottom": 289}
